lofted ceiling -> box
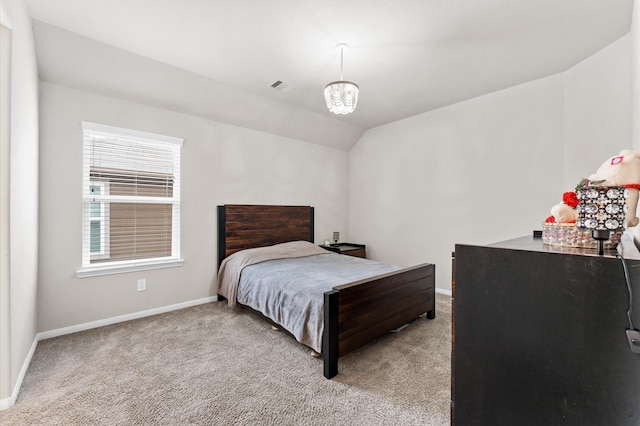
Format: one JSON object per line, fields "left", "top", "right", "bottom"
{"left": 26, "top": 0, "right": 634, "bottom": 150}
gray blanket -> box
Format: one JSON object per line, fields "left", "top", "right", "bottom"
{"left": 232, "top": 245, "right": 402, "bottom": 352}
{"left": 217, "top": 241, "right": 329, "bottom": 307}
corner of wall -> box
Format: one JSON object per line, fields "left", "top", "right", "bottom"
{"left": 0, "top": 336, "right": 37, "bottom": 410}
{"left": 0, "top": 0, "right": 40, "bottom": 407}
{"left": 0, "top": 21, "right": 13, "bottom": 407}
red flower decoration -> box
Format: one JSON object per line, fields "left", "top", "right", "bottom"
{"left": 562, "top": 191, "right": 579, "bottom": 208}
{"left": 545, "top": 216, "right": 556, "bottom": 223}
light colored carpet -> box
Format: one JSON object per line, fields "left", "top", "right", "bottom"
{"left": 1, "top": 294, "right": 451, "bottom": 425}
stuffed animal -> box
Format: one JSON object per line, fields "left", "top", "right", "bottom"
{"left": 588, "top": 150, "right": 640, "bottom": 227}
{"left": 550, "top": 202, "right": 578, "bottom": 223}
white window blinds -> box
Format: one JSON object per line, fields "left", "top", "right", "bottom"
{"left": 79, "top": 122, "right": 183, "bottom": 276}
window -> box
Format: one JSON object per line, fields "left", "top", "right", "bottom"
{"left": 89, "top": 182, "right": 110, "bottom": 260}
{"left": 77, "top": 122, "right": 184, "bottom": 277}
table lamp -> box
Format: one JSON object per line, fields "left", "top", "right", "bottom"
{"left": 576, "top": 186, "right": 627, "bottom": 256}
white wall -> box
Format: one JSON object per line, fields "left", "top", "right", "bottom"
{"left": 349, "top": 31, "right": 632, "bottom": 293}
{"left": 37, "top": 82, "right": 349, "bottom": 332}
{"left": 564, "top": 34, "right": 632, "bottom": 190}
{"left": 634, "top": 0, "right": 640, "bottom": 152}
{"left": 630, "top": 0, "right": 640, "bottom": 245}
{"left": 0, "top": 0, "right": 39, "bottom": 408}
{"left": 0, "top": 16, "right": 12, "bottom": 408}
{"left": 349, "top": 75, "right": 565, "bottom": 293}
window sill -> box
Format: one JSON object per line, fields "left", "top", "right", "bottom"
{"left": 76, "top": 258, "right": 184, "bottom": 278}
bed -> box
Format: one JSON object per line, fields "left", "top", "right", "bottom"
{"left": 217, "top": 204, "right": 435, "bottom": 378}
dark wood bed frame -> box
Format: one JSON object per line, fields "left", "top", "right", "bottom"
{"left": 217, "top": 204, "right": 435, "bottom": 379}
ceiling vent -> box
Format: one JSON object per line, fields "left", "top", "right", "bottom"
{"left": 270, "top": 80, "right": 294, "bottom": 94}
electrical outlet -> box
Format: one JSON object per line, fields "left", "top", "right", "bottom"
{"left": 137, "top": 279, "right": 147, "bottom": 292}
{"left": 627, "top": 329, "right": 640, "bottom": 354}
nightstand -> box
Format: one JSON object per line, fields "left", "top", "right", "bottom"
{"left": 320, "top": 243, "right": 366, "bottom": 258}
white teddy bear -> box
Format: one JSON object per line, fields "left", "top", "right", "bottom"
{"left": 587, "top": 150, "right": 640, "bottom": 227}
{"left": 550, "top": 203, "right": 578, "bottom": 223}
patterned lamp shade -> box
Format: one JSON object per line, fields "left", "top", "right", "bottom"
{"left": 576, "top": 186, "right": 627, "bottom": 255}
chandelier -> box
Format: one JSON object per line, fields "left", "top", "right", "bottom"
{"left": 324, "top": 43, "right": 359, "bottom": 115}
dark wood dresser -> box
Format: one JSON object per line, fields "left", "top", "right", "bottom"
{"left": 452, "top": 235, "right": 640, "bottom": 425}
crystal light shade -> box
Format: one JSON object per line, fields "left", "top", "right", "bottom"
{"left": 325, "top": 43, "right": 358, "bottom": 115}
{"left": 324, "top": 81, "right": 359, "bottom": 115}
{"left": 576, "top": 186, "right": 627, "bottom": 231}
{"left": 576, "top": 185, "right": 627, "bottom": 255}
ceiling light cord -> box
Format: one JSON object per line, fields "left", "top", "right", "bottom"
{"left": 339, "top": 46, "right": 344, "bottom": 81}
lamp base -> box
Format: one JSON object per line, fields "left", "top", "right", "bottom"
{"left": 591, "top": 229, "right": 611, "bottom": 256}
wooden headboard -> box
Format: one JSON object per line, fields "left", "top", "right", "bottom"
{"left": 217, "top": 204, "right": 314, "bottom": 268}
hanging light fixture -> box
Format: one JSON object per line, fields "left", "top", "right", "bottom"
{"left": 324, "top": 43, "right": 359, "bottom": 115}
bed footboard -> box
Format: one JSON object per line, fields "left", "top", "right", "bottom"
{"left": 323, "top": 263, "right": 436, "bottom": 379}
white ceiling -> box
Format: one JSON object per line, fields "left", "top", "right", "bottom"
{"left": 26, "top": 0, "right": 634, "bottom": 150}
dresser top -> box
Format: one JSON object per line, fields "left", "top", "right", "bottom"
{"left": 480, "top": 233, "right": 640, "bottom": 261}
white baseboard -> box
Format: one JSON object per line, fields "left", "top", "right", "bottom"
{"left": 38, "top": 296, "right": 219, "bottom": 341}
{"left": 0, "top": 335, "right": 38, "bottom": 410}
{"left": 1, "top": 295, "right": 218, "bottom": 410}
{"left": 436, "top": 287, "right": 452, "bottom": 297}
